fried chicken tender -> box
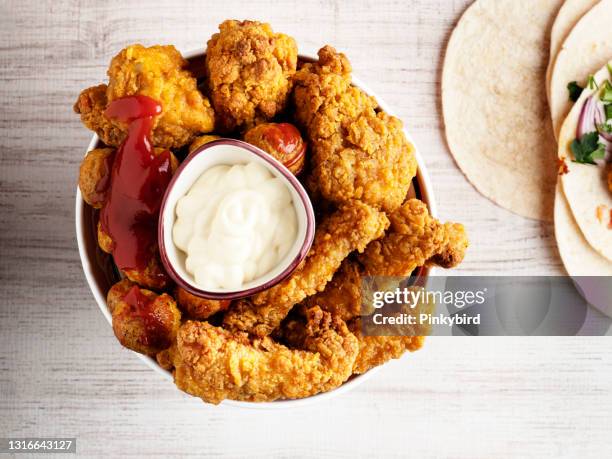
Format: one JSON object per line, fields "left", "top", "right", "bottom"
{"left": 79, "top": 148, "right": 115, "bottom": 208}
{"left": 167, "top": 309, "right": 358, "bottom": 404}
{"left": 108, "top": 279, "right": 181, "bottom": 356}
{"left": 359, "top": 199, "right": 468, "bottom": 276}
{"left": 349, "top": 319, "right": 425, "bottom": 374}
{"left": 293, "top": 46, "right": 417, "bottom": 213}
{"left": 175, "top": 287, "right": 230, "bottom": 319}
{"left": 306, "top": 201, "right": 467, "bottom": 321}
{"left": 75, "top": 45, "right": 215, "bottom": 149}
{"left": 303, "top": 259, "right": 362, "bottom": 321}
{"left": 223, "top": 201, "right": 389, "bottom": 336}
{"left": 347, "top": 286, "right": 434, "bottom": 374}
{"left": 206, "top": 20, "right": 298, "bottom": 132}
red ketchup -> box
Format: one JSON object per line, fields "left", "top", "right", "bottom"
{"left": 123, "top": 285, "right": 169, "bottom": 349}
{"left": 263, "top": 123, "right": 306, "bottom": 167}
{"left": 99, "top": 95, "right": 172, "bottom": 272}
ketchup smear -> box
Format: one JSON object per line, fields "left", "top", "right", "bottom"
{"left": 99, "top": 95, "right": 172, "bottom": 272}
{"left": 123, "top": 285, "right": 170, "bottom": 349}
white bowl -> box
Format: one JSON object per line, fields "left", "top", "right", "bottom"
{"left": 75, "top": 49, "right": 437, "bottom": 409}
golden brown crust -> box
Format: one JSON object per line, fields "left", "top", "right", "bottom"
{"left": 79, "top": 148, "right": 115, "bottom": 208}
{"left": 223, "top": 201, "right": 389, "bottom": 336}
{"left": 303, "top": 259, "right": 362, "bottom": 321}
{"left": 206, "top": 20, "right": 297, "bottom": 132}
{"left": 108, "top": 279, "right": 181, "bottom": 356}
{"left": 74, "top": 84, "right": 126, "bottom": 147}
{"left": 170, "top": 308, "right": 357, "bottom": 404}
{"left": 349, "top": 318, "right": 425, "bottom": 375}
{"left": 75, "top": 45, "right": 214, "bottom": 149}
{"left": 293, "top": 46, "right": 417, "bottom": 213}
{"left": 175, "top": 287, "right": 230, "bottom": 319}
{"left": 359, "top": 199, "right": 468, "bottom": 276}
{"left": 188, "top": 135, "right": 221, "bottom": 154}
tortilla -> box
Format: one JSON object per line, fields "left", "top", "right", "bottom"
{"left": 558, "top": 62, "right": 612, "bottom": 261}
{"left": 555, "top": 185, "right": 612, "bottom": 276}
{"left": 546, "top": 0, "right": 599, "bottom": 107}
{"left": 442, "top": 0, "right": 562, "bottom": 221}
{"left": 549, "top": 0, "right": 612, "bottom": 139}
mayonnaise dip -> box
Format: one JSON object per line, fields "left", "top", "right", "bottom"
{"left": 172, "top": 162, "right": 298, "bottom": 290}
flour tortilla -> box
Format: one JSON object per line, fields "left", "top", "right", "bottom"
{"left": 555, "top": 184, "right": 612, "bottom": 276}
{"left": 442, "top": 0, "right": 562, "bottom": 221}
{"left": 558, "top": 62, "right": 612, "bottom": 261}
{"left": 546, "top": 0, "right": 599, "bottom": 108}
{"left": 549, "top": 0, "right": 612, "bottom": 139}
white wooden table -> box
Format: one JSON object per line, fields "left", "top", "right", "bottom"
{"left": 1, "top": 0, "right": 610, "bottom": 457}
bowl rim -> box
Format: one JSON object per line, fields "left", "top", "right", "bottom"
{"left": 157, "top": 138, "right": 316, "bottom": 300}
{"left": 75, "top": 48, "right": 438, "bottom": 409}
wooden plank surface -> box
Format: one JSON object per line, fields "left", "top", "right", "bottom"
{"left": 0, "top": 0, "right": 609, "bottom": 457}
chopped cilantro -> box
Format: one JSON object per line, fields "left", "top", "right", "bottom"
{"left": 599, "top": 122, "right": 612, "bottom": 134}
{"left": 605, "top": 104, "right": 612, "bottom": 121}
{"left": 588, "top": 75, "right": 598, "bottom": 90}
{"left": 601, "top": 81, "right": 612, "bottom": 103}
{"left": 567, "top": 81, "right": 583, "bottom": 102}
{"left": 571, "top": 131, "right": 606, "bottom": 165}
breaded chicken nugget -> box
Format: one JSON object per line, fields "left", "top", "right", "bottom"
{"left": 175, "top": 287, "right": 230, "bottom": 319}
{"left": 75, "top": 45, "right": 215, "bottom": 149}
{"left": 293, "top": 46, "right": 417, "bottom": 213}
{"left": 167, "top": 308, "right": 358, "bottom": 404}
{"left": 206, "top": 20, "right": 297, "bottom": 132}
{"left": 78, "top": 148, "right": 115, "bottom": 208}
{"left": 223, "top": 201, "right": 389, "bottom": 336}
{"left": 108, "top": 279, "right": 181, "bottom": 356}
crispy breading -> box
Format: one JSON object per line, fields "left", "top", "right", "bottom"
{"left": 206, "top": 20, "right": 297, "bottom": 132}
{"left": 75, "top": 45, "right": 215, "bottom": 149}
{"left": 222, "top": 201, "right": 389, "bottom": 336}
{"left": 108, "top": 279, "right": 181, "bottom": 356}
{"left": 74, "top": 85, "right": 126, "bottom": 147}
{"left": 168, "top": 309, "right": 358, "bottom": 404}
{"left": 293, "top": 46, "right": 417, "bottom": 213}
{"left": 307, "top": 200, "right": 467, "bottom": 321}
{"left": 303, "top": 259, "right": 362, "bottom": 321}
{"left": 175, "top": 287, "right": 230, "bottom": 319}
{"left": 78, "top": 148, "right": 115, "bottom": 208}
{"left": 359, "top": 199, "right": 468, "bottom": 276}
{"left": 349, "top": 319, "right": 425, "bottom": 374}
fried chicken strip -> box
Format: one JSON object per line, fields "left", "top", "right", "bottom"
{"left": 206, "top": 20, "right": 297, "bottom": 132}
{"left": 302, "top": 259, "right": 362, "bottom": 321}
{"left": 222, "top": 201, "right": 389, "bottom": 337}
{"left": 75, "top": 45, "right": 215, "bottom": 149}
{"left": 359, "top": 199, "right": 468, "bottom": 276}
{"left": 293, "top": 46, "right": 417, "bottom": 213}
{"left": 347, "top": 285, "right": 434, "bottom": 374}
{"left": 306, "top": 200, "right": 467, "bottom": 321}
{"left": 167, "top": 308, "right": 358, "bottom": 404}
{"left": 348, "top": 319, "right": 425, "bottom": 374}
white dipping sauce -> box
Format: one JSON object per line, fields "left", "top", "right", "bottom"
{"left": 172, "top": 162, "right": 298, "bottom": 290}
